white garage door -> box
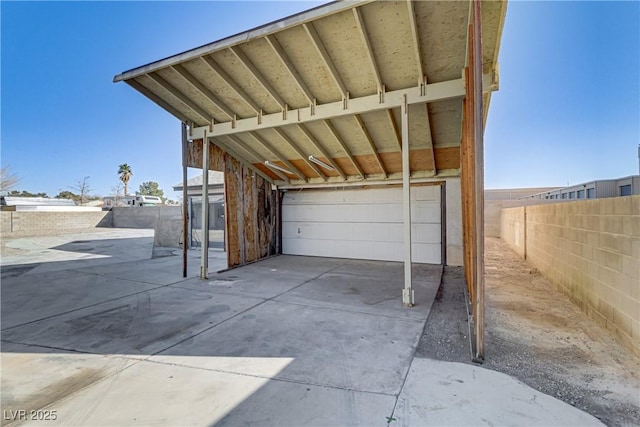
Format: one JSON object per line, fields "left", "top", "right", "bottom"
{"left": 282, "top": 186, "right": 442, "bottom": 264}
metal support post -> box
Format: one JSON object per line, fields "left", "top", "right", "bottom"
{"left": 181, "top": 122, "right": 189, "bottom": 278}
{"left": 200, "top": 131, "right": 210, "bottom": 279}
{"left": 401, "top": 95, "right": 414, "bottom": 306}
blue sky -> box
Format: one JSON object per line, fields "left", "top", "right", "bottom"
{"left": 2, "top": 1, "right": 638, "bottom": 197}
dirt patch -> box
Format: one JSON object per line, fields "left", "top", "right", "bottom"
{"left": 417, "top": 237, "right": 640, "bottom": 426}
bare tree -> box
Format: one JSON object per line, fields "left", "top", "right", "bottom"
{"left": 111, "top": 181, "right": 124, "bottom": 206}
{"left": 71, "top": 176, "right": 92, "bottom": 205}
{"left": 0, "top": 166, "right": 20, "bottom": 192}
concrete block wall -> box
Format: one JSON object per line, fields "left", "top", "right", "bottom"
{"left": 485, "top": 198, "right": 563, "bottom": 238}
{"left": 500, "top": 196, "right": 640, "bottom": 357}
{"left": 112, "top": 206, "right": 182, "bottom": 229}
{"left": 0, "top": 211, "right": 112, "bottom": 237}
{"left": 499, "top": 206, "right": 526, "bottom": 258}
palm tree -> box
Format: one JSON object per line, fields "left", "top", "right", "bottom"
{"left": 118, "top": 164, "right": 133, "bottom": 196}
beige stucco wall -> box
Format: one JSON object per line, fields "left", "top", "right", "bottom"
{"left": 500, "top": 196, "right": 640, "bottom": 356}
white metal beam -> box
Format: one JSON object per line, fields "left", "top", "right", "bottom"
{"left": 265, "top": 35, "right": 315, "bottom": 104}
{"left": 296, "top": 124, "right": 346, "bottom": 180}
{"left": 200, "top": 56, "right": 261, "bottom": 115}
{"left": 172, "top": 64, "right": 236, "bottom": 120}
{"left": 352, "top": 7, "right": 382, "bottom": 91}
{"left": 401, "top": 95, "right": 414, "bottom": 306}
{"left": 189, "top": 76, "right": 497, "bottom": 139}
{"left": 147, "top": 72, "right": 211, "bottom": 123}
{"left": 272, "top": 128, "right": 326, "bottom": 181}
{"left": 246, "top": 132, "right": 307, "bottom": 181}
{"left": 323, "top": 119, "right": 366, "bottom": 178}
{"left": 303, "top": 22, "right": 348, "bottom": 98}
{"left": 229, "top": 46, "right": 287, "bottom": 110}
{"left": 354, "top": 114, "right": 387, "bottom": 178}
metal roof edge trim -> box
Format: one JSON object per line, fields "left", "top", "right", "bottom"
{"left": 113, "top": 0, "right": 375, "bottom": 83}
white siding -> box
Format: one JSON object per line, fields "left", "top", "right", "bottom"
{"left": 282, "top": 186, "right": 441, "bottom": 264}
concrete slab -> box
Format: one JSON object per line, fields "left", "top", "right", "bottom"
{"left": 173, "top": 256, "right": 338, "bottom": 299}
{"left": 152, "top": 300, "right": 424, "bottom": 395}
{"left": 17, "top": 358, "right": 396, "bottom": 427}
{"left": 394, "top": 358, "right": 605, "bottom": 426}
{"left": 1, "top": 269, "right": 159, "bottom": 329}
{"left": 1, "top": 229, "right": 154, "bottom": 274}
{"left": 2, "top": 287, "right": 264, "bottom": 356}
{"left": 1, "top": 342, "right": 137, "bottom": 422}
{"left": 276, "top": 263, "right": 441, "bottom": 320}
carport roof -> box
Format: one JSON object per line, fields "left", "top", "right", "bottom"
{"left": 114, "top": 0, "right": 506, "bottom": 186}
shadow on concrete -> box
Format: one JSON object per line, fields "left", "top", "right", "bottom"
{"left": 1, "top": 251, "right": 442, "bottom": 426}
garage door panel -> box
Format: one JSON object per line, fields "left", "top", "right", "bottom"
{"left": 282, "top": 187, "right": 442, "bottom": 264}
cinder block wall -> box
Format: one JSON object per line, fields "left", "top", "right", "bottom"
{"left": 500, "top": 196, "right": 640, "bottom": 356}
{"left": 499, "top": 206, "right": 526, "bottom": 258}
{"left": 112, "top": 206, "right": 181, "bottom": 229}
{"left": 0, "top": 211, "right": 112, "bottom": 237}
{"left": 485, "top": 199, "right": 563, "bottom": 238}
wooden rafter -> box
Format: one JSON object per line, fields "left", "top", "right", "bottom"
{"left": 265, "top": 35, "right": 315, "bottom": 104}
{"left": 171, "top": 64, "right": 235, "bottom": 120}
{"left": 272, "top": 128, "right": 326, "bottom": 181}
{"left": 229, "top": 47, "right": 287, "bottom": 110}
{"left": 352, "top": 7, "right": 382, "bottom": 91}
{"left": 406, "top": 0, "right": 424, "bottom": 84}
{"left": 226, "top": 135, "right": 290, "bottom": 182}
{"left": 147, "top": 72, "right": 211, "bottom": 122}
{"left": 354, "top": 114, "right": 387, "bottom": 177}
{"left": 246, "top": 132, "right": 307, "bottom": 181}
{"left": 303, "top": 22, "right": 347, "bottom": 98}
{"left": 296, "top": 124, "right": 346, "bottom": 179}
{"left": 200, "top": 56, "right": 261, "bottom": 114}
{"left": 323, "top": 119, "right": 365, "bottom": 178}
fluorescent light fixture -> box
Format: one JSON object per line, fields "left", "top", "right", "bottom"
{"left": 308, "top": 156, "right": 335, "bottom": 171}
{"left": 264, "top": 161, "right": 293, "bottom": 174}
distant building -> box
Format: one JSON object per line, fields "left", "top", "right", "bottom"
{"left": 103, "top": 195, "right": 164, "bottom": 209}
{"left": 521, "top": 175, "right": 640, "bottom": 200}
{"left": 1, "top": 196, "right": 101, "bottom": 212}
{"left": 173, "top": 172, "right": 225, "bottom": 249}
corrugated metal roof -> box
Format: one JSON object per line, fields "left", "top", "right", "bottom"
{"left": 115, "top": 0, "right": 506, "bottom": 187}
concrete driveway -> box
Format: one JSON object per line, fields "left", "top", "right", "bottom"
{"left": 1, "top": 229, "right": 602, "bottom": 426}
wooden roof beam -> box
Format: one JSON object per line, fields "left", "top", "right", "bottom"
{"left": 265, "top": 35, "right": 315, "bottom": 105}
{"left": 246, "top": 132, "right": 307, "bottom": 181}
{"left": 200, "top": 56, "right": 261, "bottom": 115}
{"left": 228, "top": 46, "right": 287, "bottom": 111}
{"left": 323, "top": 119, "right": 365, "bottom": 178}
{"left": 126, "top": 79, "right": 190, "bottom": 123}
{"left": 354, "top": 114, "right": 387, "bottom": 178}
{"left": 272, "top": 128, "right": 326, "bottom": 181}
{"left": 303, "top": 22, "right": 348, "bottom": 98}
{"left": 147, "top": 72, "right": 211, "bottom": 123}
{"left": 171, "top": 64, "right": 235, "bottom": 121}
{"left": 353, "top": 7, "right": 382, "bottom": 92}
{"left": 296, "top": 124, "right": 346, "bottom": 180}
{"left": 210, "top": 137, "right": 276, "bottom": 184}
{"left": 387, "top": 109, "right": 402, "bottom": 150}
{"left": 406, "top": 0, "right": 424, "bottom": 85}
{"left": 225, "top": 134, "right": 290, "bottom": 183}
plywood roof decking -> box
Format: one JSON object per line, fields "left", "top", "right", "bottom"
{"left": 114, "top": 0, "right": 506, "bottom": 187}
